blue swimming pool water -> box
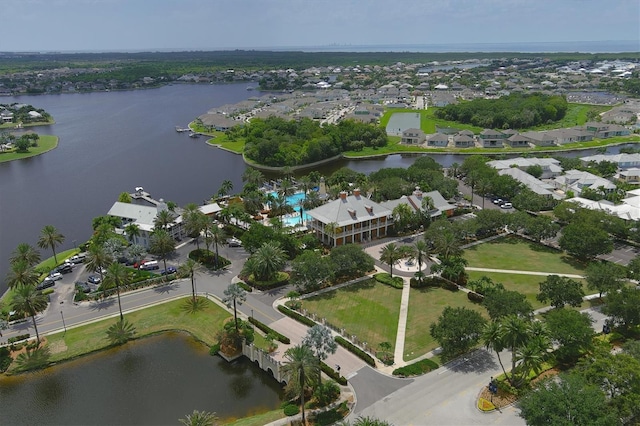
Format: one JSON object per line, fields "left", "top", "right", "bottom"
{"left": 268, "top": 191, "right": 312, "bottom": 226}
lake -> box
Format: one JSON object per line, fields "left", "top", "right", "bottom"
{"left": 0, "top": 332, "right": 283, "bottom": 425}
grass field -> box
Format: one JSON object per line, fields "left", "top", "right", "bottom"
{"left": 531, "top": 103, "right": 613, "bottom": 130}
{"left": 463, "top": 236, "right": 587, "bottom": 275}
{"left": 404, "top": 286, "right": 488, "bottom": 361}
{"left": 0, "top": 135, "right": 58, "bottom": 163}
{"left": 42, "top": 297, "right": 230, "bottom": 368}
{"left": 301, "top": 279, "right": 401, "bottom": 352}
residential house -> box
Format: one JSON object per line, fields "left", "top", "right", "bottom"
{"left": 497, "top": 168, "right": 563, "bottom": 199}
{"left": 617, "top": 168, "right": 640, "bottom": 184}
{"left": 553, "top": 169, "right": 617, "bottom": 195}
{"left": 478, "top": 129, "right": 506, "bottom": 148}
{"left": 0, "top": 109, "right": 13, "bottom": 123}
{"left": 505, "top": 133, "right": 531, "bottom": 148}
{"left": 453, "top": 134, "right": 475, "bottom": 148}
{"left": 567, "top": 190, "right": 640, "bottom": 221}
{"left": 519, "top": 131, "right": 557, "bottom": 147}
{"left": 546, "top": 128, "right": 593, "bottom": 144}
{"left": 487, "top": 157, "right": 563, "bottom": 179}
{"left": 426, "top": 133, "right": 449, "bottom": 147}
{"left": 380, "top": 187, "right": 456, "bottom": 219}
{"left": 306, "top": 189, "right": 393, "bottom": 247}
{"left": 401, "top": 128, "right": 426, "bottom": 144}
{"left": 583, "top": 122, "right": 631, "bottom": 138}
{"left": 579, "top": 153, "right": 640, "bottom": 169}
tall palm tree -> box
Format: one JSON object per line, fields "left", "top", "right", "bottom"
{"left": 104, "top": 262, "right": 131, "bottom": 321}
{"left": 154, "top": 209, "right": 177, "bottom": 231}
{"left": 281, "top": 345, "right": 319, "bottom": 425}
{"left": 223, "top": 283, "right": 247, "bottom": 332}
{"left": 242, "top": 241, "right": 286, "bottom": 282}
{"left": 380, "top": 243, "right": 402, "bottom": 278}
{"left": 6, "top": 260, "right": 40, "bottom": 289}
{"left": 278, "top": 179, "right": 295, "bottom": 206}
{"left": 500, "top": 315, "right": 531, "bottom": 385}
{"left": 179, "top": 258, "right": 199, "bottom": 302}
{"left": 242, "top": 167, "right": 264, "bottom": 189}
{"left": 324, "top": 222, "right": 341, "bottom": 247}
{"left": 10, "top": 243, "right": 41, "bottom": 267}
{"left": 179, "top": 410, "right": 218, "bottom": 426}
{"left": 86, "top": 244, "right": 112, "bottom": 283}
{"left": 217, "top": 179, "right": 234, "bottom": 199}
{"left": 413, "top": 240, "right": 429, "bottom": 281}
{"left": 149, "top": 229, "right": 176, "bottom": 272}
{"left": 124, "top": 223, "right": 140, "bottom": 243}
{"left": 12, "top": 284, "right": 48, "bottom": 346}
{"left": 37, "top": 225, "right": 65, "bottom": 264}
{"left": 482, "top": 321, "right": 508, "bottom": 379}
{"left": 203, "top": 220, "right": 224, "bottom": 267}
{"left": 184, "top": 208, "right": 206, "bottom": 250}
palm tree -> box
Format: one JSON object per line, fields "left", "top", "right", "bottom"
{"left": 431, "top": 255, "right": 468, "bottom": 285}
{"left": 482, "top": 321, "right": 508, "bottom": 380}
{"left": 106, "top": 318, "right": 136, "bottom": 345}
{"left": 149, "top": 229, "right": 176, "bottom": 272}
{"left": 500, "top": 315, "right": 531, "bottom": 385}
{"left": 281, "top": 345, "right": 319, "bottom": 425}
{"left": 37, "top": 225, "right": 65, "bottom": 264}
{"left": 85, "top": 244, "right": 112, "bottom": 283}
{"left": 413, "top": 240, "right": 430, "bottom": 282}
{"left": 184, "top": 209, "right": 207, "bottom": 250}
{"left": 104, "top": 262, "right": 132, "bottom": 321}
{"left": 217, "top": 179, "right": 234, "bottom": 199}
{"left": 179, "top": 258, "right": 199, "bottom": 302}
{"left": 223, "top": 283, "right": 247, "bottom": 332}
{"left": 10, "top": 243, "right": 41, "bottom": 267}
{"left": 242, "top": 241, "right": 286, "bottom": 282}
{"left": 513, "top": 336, "right": 550, "bottom": 386}
{"left": 154, "top": 209, "right": 177, "bottom": 231}
{"left": 278, "top": 179, "right": 295, "bottom": 206}
{"left": 242, "top": 167, "right": 264, "bottom": 189}
{"left": 179, "top": 410, "right": 218, "bottom": 426}
{"left": 5, "top": 260, "right": 40, "bottom": 289}
{"left": 380, "top": 243, "right": 402, "bottom": 278}
{"left": 449, "top": 162, "right": 460, "bottom": 178}
{"left": 12, "top": 284, "right": 48, "bottom": 346}
{"left": 205, "top": 223, "right": 225, "bottom": 268}
{"left": 124, "top": 223, "right": 140, "bottom": 243}
{"left": 324, "top": 222, "right": 341, "bottom": 247}
{"left": 126, "top": 244, "right": 146, "bottom": 266}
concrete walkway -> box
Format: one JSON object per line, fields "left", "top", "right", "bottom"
{"left": 392, "top": 276, "right": 411, "bottom": 366}
{"left": 466, "top": 266, "right": 584, "bottom": 279}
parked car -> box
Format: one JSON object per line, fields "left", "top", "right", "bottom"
{"left": 492, "top": 198, "right": 503, "bottom": 205}
{"left": 87, "top": 275, "right": 101, "bottom": 284}
{"left": 160, "top": 266, "right": 177, "bottom": 275}
{"left": 56, "top": 263, "right": 73, "bottom": 274}
{"left": 37, "top": 278, "right": 55, "bottom": 290}
{"left": 48, "top": 272, "right": 63, "bottom": 281}
{"left": 500, "top": 202, "right": 513, "bottom": 209}
{"left": 228, "top": 237, "right": 242, "bottom": 247}
{"left": 75, "top": 281, "right": 91, "bottom": 293}
{"left": 69, "top": 253, "right": 86, "bottom": 264}
{"left": 139, "top": 260, "right": 159, "bottom": 270}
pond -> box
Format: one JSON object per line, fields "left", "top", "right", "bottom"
{"left": 0, "top": 332, "right": 283, "bottom": 425}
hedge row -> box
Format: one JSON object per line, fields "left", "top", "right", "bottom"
{"left": 247, "top": 272, "right": 290, "bottom": 290}
{"left": 335, "top": 336, "right": 375, "bottom": 367}
{"left": 8, "top": 334, "right": 30, "bottom": 344}
{"left": 410, "top": 277, "right": 441, "bottom": 288}
{"left": 237, "top": 281, "right": 253, "bottom": 293}
{"left": 467, "top": 291, "right": 485, "bottom": 303}
{"left": 440, "top": 280, "right": 460, "bottom": 292}
{"left": 277, "top": 305, "right": 316, "bottom": 327}
{"left": 248, "top": 316, "right": 290, "bottom": 344}
{"left": 392, "top": 358, "right": 439, "bottom": 377}
{"left": 374, "top": 273, "right": 403, "bottom": 289}
{"left": 321, "top": 361, "right": 348, "bottom": 386}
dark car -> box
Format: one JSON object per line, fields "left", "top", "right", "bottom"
{"left": 75, "top": 281, "right": 91, "bottom": 293}
{"left": 160, "top": 266, "right": 177, "bottom": 275}
{"left": 36, "top": 278, "right": 55, "bottom": 290}
{"left": 56, "top": 263, "right": 73, "bottom": 274}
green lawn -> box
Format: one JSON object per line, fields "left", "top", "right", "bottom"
{"left": 42, "top": 297, "right": 230, "bottom": 368}
{"left": 404, "top": 286, "right": 488, "bottom": 361}
{"left": 463, "top": 236, "right": 587, "bottom": 275}
{"left": 0, "top": 135, "right": 58, "bottom": 163}
{"left": 301, "top": 279, "right": 401, "bottom": 352}
{"left": 531, "top": 103, "right": 613, "bottom": 130}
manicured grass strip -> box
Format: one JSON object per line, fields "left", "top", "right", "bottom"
{"left": 404, "top": 287, "right": 488, "bottom": 361}
{"left": 223, "top": 408, "right": 285, "bottom": 426}
{"left": 302, "top": 279, "right": 401, "bottom": 354}
{"left": 44, "top": 297, "right": 230, "bottom": 366}
{"left": 374, "top": 272, "right": 403, "bottom": 289}
{"left": 0, "top": 135, "right": 58, "bottom": 163}
{"left": 463, "top": 236, "right": 587, "bottom": 275}
{"left": 393, "top": 358, "right": 439, "bottom": 377}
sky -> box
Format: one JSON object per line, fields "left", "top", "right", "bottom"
{"left": 0, "top": 0, "right": 638, "bottom": 52}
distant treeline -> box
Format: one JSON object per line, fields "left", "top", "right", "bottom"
{"left": 434, "top": 93, "right": 569, "bottom": 129}
{"left": 241, "top": 116, "right": 387, "bottom": 166}
{"left": 1, "top": 50, "right": 639, "bottom": 73}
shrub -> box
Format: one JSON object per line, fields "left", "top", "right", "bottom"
{"left": 440, "top": 280, "right": 459, "bottom": 292}
{"left": 392, "top": 358, "right": 439, "bottom": 377}
{"left": 410, "top": 276, "right": 441, "bottom": 288}
{"left": 467, "top": 291, "right": 485, "bottom": 303}
{"left": 246, "top": 272, "right": 289, "bottom": 290}
{"left": 189, "top": 249, "right": 230, "bottom": 270}
{"left": 236, "top": 281, "right": 253, "bottom": 293}
{"left": 41, "top": 288, "right": 55, "bottom": 296}
{"left": 8, "top": 334, "right": 30, "bottom": 344}
{"left": 277, "top": 305, "right": 316, "bottom": 327}
{"left": 0, "top": 346, "right": 12, "bottom": 373}
{"left": 313, "top": 380, "right": 341, "bottom": 406}
{"left": 283, "top": 404, "right": 300, "bottom": 416}
{"left": 335, "top": 336, "right": 375, "bottom": 367}
{"left": 248, "top": 316, "right": 290, "bottom": 344}
{"left": 374, "top": 273, "right": 403, "bottom": 289}
{"left": 209, "top": 343, "right": 221, "bottom": 356}
{"left": 321, "top": 362, "right": 347, "bottom": 385}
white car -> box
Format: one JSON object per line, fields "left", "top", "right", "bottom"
{"left": 228, "top": 238, "right": 242, "bottom": 247}
{"left": 500, "top": 202, "right": 513, "bottom": 209}
{"left": 48, "top": 272, "right": 63, "bottom": 281}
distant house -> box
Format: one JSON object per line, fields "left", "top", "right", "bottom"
{"left": 401, "top": 128, "right": 426, "bottom": 144}
{"left": 199, "top": 113, "right": 238, "bottom": 132}
{"left": 478, "top": 129, "right": 505, "bottom": 148}
{"left": 553, "top": 169, "right": 617, "bottom": 195}
{"left": 426, "top": 133, "right": 449, "bottom": 147}
{"left": 453, "top": 134, "right": 475, "bottom": 148}
{"left": 487, "top": 157, "right": 563, "bottom": 179}
{"left": 380, "top": 187, "right": 455, "bottom": 218}
{"left": 617, "top": 168, "right": 640, "bottom": 184}
{"left": 580, "top": 153, "right": 640, "bottom": 169}
{"left": 0, "top": 109, "right": 13, "bottom": 122}
{"left": 505, "top": 133, "right": 531, "bottom": 148}
{"left": 546, "top": 128, "right": 593, "bottom": 144}
{"left": 582, "top": 122, "right": 631, "bottom": 138}
{"left": 519, "top": 131, "right": 556, "bottom": 147}
{"left": 306, "top": 189, "right": 393, "bottom": 247}
{"left": 498, "top": 168, "right": 562, "bottom": 199}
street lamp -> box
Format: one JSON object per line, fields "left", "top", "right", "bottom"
{"left": 251, "top": 309, "right": 254, "bottom": 319}
{"left": 60, "top": 311, "right": 67, "bottom": 334}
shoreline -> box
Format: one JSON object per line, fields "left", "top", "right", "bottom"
{"left": 0, "top": 135, "right": 59, "bottom": 163}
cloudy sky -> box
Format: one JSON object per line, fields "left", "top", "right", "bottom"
{"left": 1, "top": 0, "right": 638, "bottom": 52}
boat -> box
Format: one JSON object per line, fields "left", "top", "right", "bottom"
{"left": 189, "top": 132, "right": 199, "bottom": 138}
{"left": 175, "top": 126, "right": 189, "bottom": 132}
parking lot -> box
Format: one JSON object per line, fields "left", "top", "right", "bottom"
{"left": 599, "top": 241, "right": 639, "bottom": 266}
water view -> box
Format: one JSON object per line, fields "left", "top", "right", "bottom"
{"left": 0, "top": 333, "right": 283, "bottom": 425}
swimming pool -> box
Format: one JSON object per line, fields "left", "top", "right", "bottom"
{"left": 268, "top": 191, "right": 312, "bottom": 226}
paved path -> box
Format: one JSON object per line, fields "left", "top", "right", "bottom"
{"left": 466, "top": 267, "right": 584, "bottom": 279}
{"left": 393, "top": 277, "right": 411, "bottom": 365}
